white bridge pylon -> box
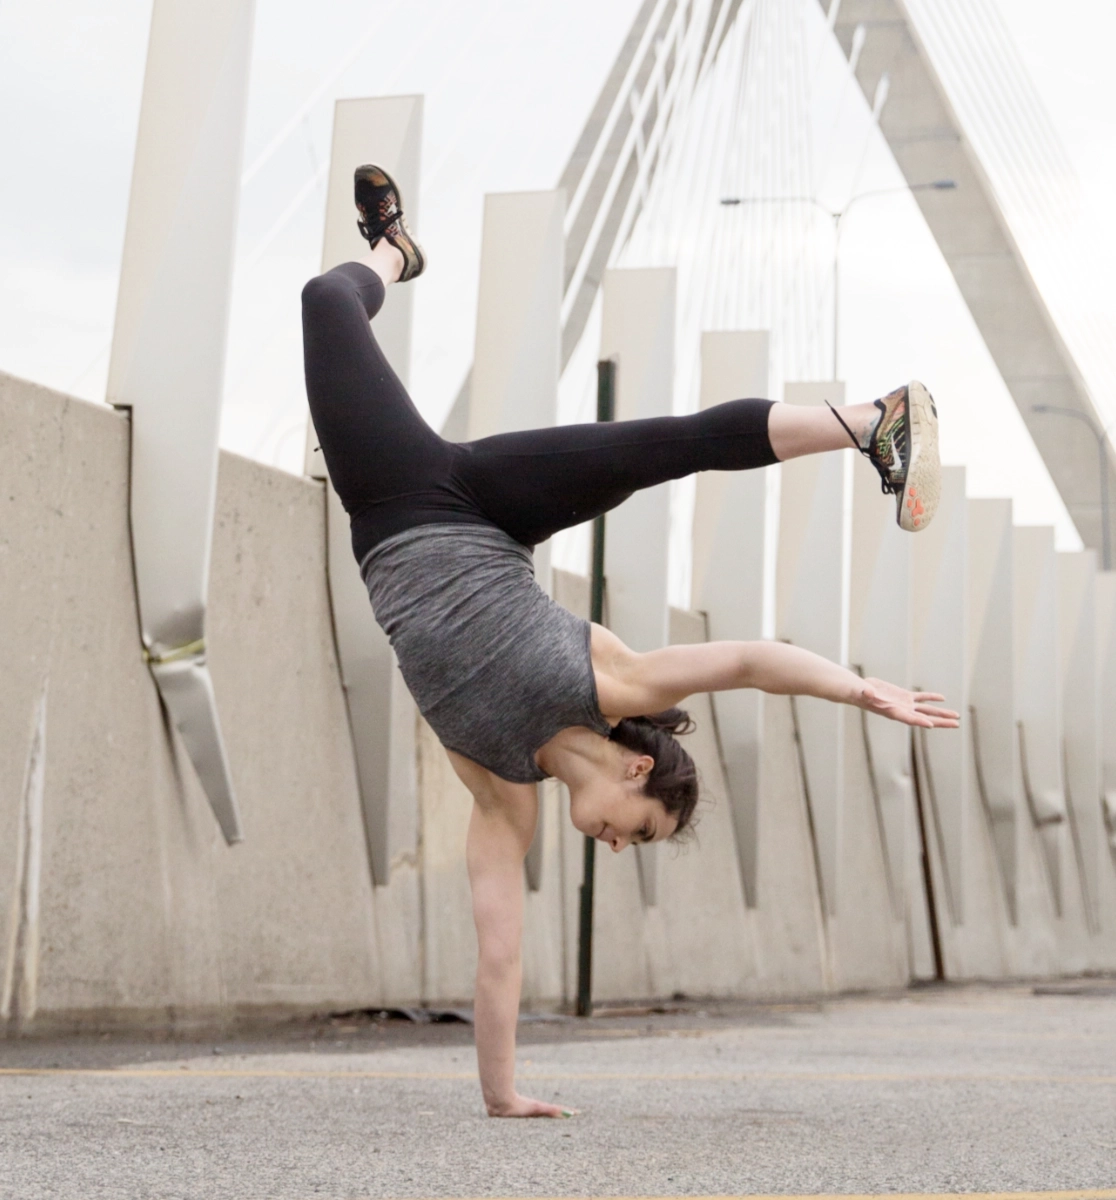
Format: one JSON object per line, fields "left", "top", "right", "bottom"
{"left": 692, "top": 331, "right": 771, "bottom": 908}
{"left": 600, "top": 266, "right": 678, "bottom": 910}
{"left": 107, "top": 0, "right": 257, "bottom": 844}
{"left": 777, "top": 382, "right": 849, "bottom": 918}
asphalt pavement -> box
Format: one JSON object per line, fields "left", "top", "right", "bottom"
{"left": 2, "top": 982, "right": 1115, "bottom": 1200}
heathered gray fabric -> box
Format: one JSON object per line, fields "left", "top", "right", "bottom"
{"left": 361, "top": 523, "right": 613, "bottom": 783}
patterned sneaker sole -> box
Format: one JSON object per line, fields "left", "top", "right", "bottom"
{"left": 898, "top": 380, "right": 940, "bottom": 532}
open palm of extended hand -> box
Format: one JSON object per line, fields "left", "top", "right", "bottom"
{"left": 856, "top": 678, "right": 959, "bottom": 729}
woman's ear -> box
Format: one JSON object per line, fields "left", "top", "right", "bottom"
{"left": 627, "top": 754, "right": 655, "bottom": 782}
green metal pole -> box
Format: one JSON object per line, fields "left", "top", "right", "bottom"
{"left": 576, "top": 358, "right": 616, "bottom": 1017}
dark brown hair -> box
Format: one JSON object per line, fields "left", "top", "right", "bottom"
{"left": 608, "top": 707, "right": 700, "bottom": 838}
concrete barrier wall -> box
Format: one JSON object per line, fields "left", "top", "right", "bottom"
{"left": 1, "top": 374, "right": 383, "bottom": 1026}
{"left": 3, "top": 371, "right": 1116, "bottom": 1032}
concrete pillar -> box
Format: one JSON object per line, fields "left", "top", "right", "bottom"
{"left": 691, "top": 331, "right": 770, "bottom": 908}
{"left": 600, "top": 266, "right": 676, "bottom": 906}
{"left": 305, "top": 96, "right": 423, "bottom": 886}
{"left": 910, "top": 466, "right": 968, "bottom": 925}
{"left": 106, "top": 0, "right": 257, "bottom": 844}
{"left": 848, "top": 450, "right": 912, "bottom": 919}
{"left": 1057, "top": 551, "right": 1103, "bottom": 935}
{"left": 967, "top": 499, "right": 1018, "bottom": 923}
{"left": 776, "top": 382, "right": 848, "bottom": 917}
{"left": 469, "top": 187, "right": 564, "bottom": 891}
{"left": 1013, "top": 526, "right": 1067, "bottom": 913}
{"left": 1098, "top": 573, "right": 1116, "bottom": 857}
{"left": 468, "top": 193, "right": 564, "bottom": 460}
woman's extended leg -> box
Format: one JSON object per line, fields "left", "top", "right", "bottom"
{"left": 456, "top": 400, "right": 778, "bottom": 548}
{"left": 457, "top": 383, "right": 936, "bottom": 545}
{"left": 301, "top": 252, "right": 459, "bottom": 554}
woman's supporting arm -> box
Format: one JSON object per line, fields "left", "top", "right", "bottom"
{"left": 462, "top": 767, "right": 573, "bottom": 1118}
{"left": 593, "top": 626, "right": 958, "bottom": 729}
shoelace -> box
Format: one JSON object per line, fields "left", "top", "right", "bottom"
{"left": 357, "top": 196, "right": 404, "bottom": 245}
{"left": 826, "top": 400, "right": 901, "bottom": 497}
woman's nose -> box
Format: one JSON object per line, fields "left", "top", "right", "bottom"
{"left": 610, "top": 834, "right": 628, "bottom": 853}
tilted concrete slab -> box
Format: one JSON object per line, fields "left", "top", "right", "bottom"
{"left": 1057, "top": 552, "right": 1104, "bottom": 939}
{"left": 599, "top": 266, "right": 678, "bottom": 909}
{"left": 846, "top": 449, "right": 928, "bottom": 982}
{"left": 1099, "top": 573, "right": 1116, "bottom": 858}
{"left": 848, "top": 446, "right": 914, "bottom": 922}
{"left": 967, "top": 498, "right": 1018, "bottom": 923}
{"left": 1013, "top": 526, "right": 1067, "bottom": 918}
{"left": 777, "top": 382, "right": 849, "bottom": 919}
{"left": 106, "top": 0, "right": 257, "bottom": 844}
{"left": 691, "top": 330, "right": 771, "bottom": 908}
{"left": 822, "top": 0, "right": 1116, "bottom": 556}
{"left": 910, "top": 465, "right": 968, "bottom": 929}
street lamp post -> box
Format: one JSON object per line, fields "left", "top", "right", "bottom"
{"left": 1032, "top": 404, "right": 1113, "bottom": 571}
{"left": 720, "top": 179, "right": 956, "bottom": 380}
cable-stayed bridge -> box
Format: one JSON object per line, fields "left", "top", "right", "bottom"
{"left": 2, "top": 0, "right": 1116, "bottom": 1033}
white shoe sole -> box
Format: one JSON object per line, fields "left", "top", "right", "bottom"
{"left": 897, "top": 380, "right": 940, "bottom": 532}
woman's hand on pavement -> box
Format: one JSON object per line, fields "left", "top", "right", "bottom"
{"left": 856, "top": 678, "right": 959, "bottom": 729}
{"left": 486, "top": 1093, "right": 578, "bottom": 1119}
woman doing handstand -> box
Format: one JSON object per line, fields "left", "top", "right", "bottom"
{"left": 301, "top": 166, "right": 959, "bottom": 1119}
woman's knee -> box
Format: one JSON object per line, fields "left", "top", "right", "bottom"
{"left": 300, "top": 272, "right": 348, "bottom": 317}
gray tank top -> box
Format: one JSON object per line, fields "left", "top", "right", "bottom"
{"left": 360, "top": 524, "right": 613, "bottom": 783}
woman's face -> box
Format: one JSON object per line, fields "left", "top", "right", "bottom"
{"left": 567, "top": 752, "right": 678, "bottom": 852}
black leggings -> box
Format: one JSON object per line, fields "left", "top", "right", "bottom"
{"left": 301, "top": 262, "right": 778, "bottom": 564}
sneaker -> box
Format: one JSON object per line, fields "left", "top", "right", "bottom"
{"left": 353, "top": 164, "right": 426, "bottom": 282}
{"left": 829, "top": 381, "right": 940, "bottom": 531}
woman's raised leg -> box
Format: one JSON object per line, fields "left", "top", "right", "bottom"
{"left": 300, "top": 255, "right": 452, "bottom": 548}
{"left": 457, "top": 381, "right": 939, "bottom": 543}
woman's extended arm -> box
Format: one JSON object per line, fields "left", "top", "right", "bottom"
{"left": 592, "top": 627, "right": 958, "bottom": 729}
{"left": 458, "top": 757, "right": 572, "bottom": 1118}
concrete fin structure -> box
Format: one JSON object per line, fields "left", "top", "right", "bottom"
{"left": 303, "top": 96, "right": 423, "bottom": 888}
{"left": 1099, "top": 573, "right": 1116, "bottom": 858}
{"left": 848, "top": 451, "right": 912, "bottom": 920}
{"left": 691, "top": 331, "right": 771, "bottom": 907}
{"left": 106, "top": 0, "right": 257, "bottom": 845}
{"left": 820, "top": 0, "right": 1116, "bottom": 561}
{"left": 967, "top": 499, "right": 1018, "bottom": 923}
{"left": 468, "top": 190, "right": 566, "bottom": 592}
{"left": 1013, "top": 526, "right": 1067, "bottom": 913}
{"left": 600, "top": 266, "right": 677, "bottom": 908}
{"left": 1, "top": 685, "right": 46, "bottom": 1027}
{"left": 910, "top": 465, "right": 968, "bottom": 926}
{"left": 777, "top": 382, "right": 849, "bottom": 918}
{"left": 1057, "top": 551, "right": 1103, "bottom": 934}
{"left": 468, "top": 188, "right": 566, "bottom": 892}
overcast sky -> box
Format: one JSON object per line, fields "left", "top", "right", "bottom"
{"left": 1, "top": 0, "right": 1113, "bottom": 557}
